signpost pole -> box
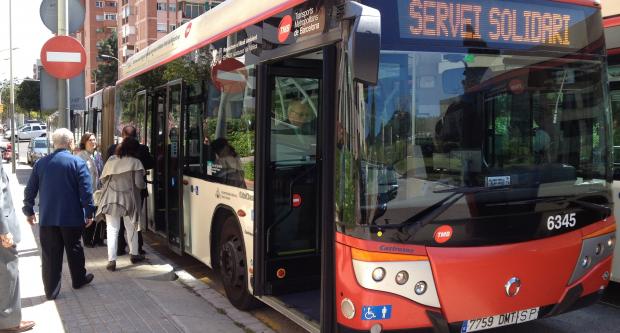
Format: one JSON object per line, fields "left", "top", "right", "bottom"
{"left": 58, "top": 0, "right": 70, "bottom": 129}
{"left": 9, "top": 0, "right": 16, "bottom": 173}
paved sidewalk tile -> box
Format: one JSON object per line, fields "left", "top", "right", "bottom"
{"left": 6, "top": 163, "right": 258, "bottom": 333}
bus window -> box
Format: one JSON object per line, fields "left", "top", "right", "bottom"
{"left": 183, "top": 100, "right": 204, "bottom": 176}
{"left": 271, "top": 77, "right": 319, "bottom": 165}
{"left": 202, "top": 65, "right": 255, "bottom": 189}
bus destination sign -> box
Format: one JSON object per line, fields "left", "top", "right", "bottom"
{"left": 397, "top": 0, "right": 586, "bottom": 48}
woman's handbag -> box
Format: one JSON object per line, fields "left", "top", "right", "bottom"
{"left": 93, "top": 189, "right": 104, "bottom": 206}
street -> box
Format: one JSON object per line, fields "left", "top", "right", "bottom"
{"left": 6, "top": 137, "right": 620, "bottom": 333}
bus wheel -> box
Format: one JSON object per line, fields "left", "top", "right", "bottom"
{"left": 219, "top": 217, "right": 258, "bottom": 310}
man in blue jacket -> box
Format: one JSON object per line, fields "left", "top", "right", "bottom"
{"left": 23, "top": 128, "right": 95, "bottom": 300}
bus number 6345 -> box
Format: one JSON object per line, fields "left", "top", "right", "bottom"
{"left": 546, "top": 213, "right": 576, "bottom": 231}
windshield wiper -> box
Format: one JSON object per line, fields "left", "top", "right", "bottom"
{"left": 568, "top": 199, "right": 611, "bottom": 217}
{"left": 433, "top": 185, "right": 514, "bottom": 194}
{"left": 486, "top": 195, "right": 611, "bottom": 216}
{"left": 369, "top": 192, "right": 463, "bottom": 231}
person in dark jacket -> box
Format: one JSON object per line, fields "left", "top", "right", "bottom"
{"left": 23, "top": 128, "right": 95, "bottom": 300}
{"left": 106, "top": 125, "right": 153, "bottom": 255}
{"left": 0, "top": 165, "right": 35, "bottom": 332}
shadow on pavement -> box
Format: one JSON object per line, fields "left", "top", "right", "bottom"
{"left": 20, "top": 295, "right": 47, "bottom": 309}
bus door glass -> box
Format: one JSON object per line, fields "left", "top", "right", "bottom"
{"left": 136, "top": 90, "right": 154, "bottom": 237}
{"left": 167, "top": 81, "right": 183, "bottom": 253}
{"left": 152, "top": 86, "right": 168, "bottom": 235}
{"left": 261, "top": 60, "right": 323, "bottom": 300}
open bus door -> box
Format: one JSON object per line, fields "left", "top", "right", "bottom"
{"left": 151, "top": 80, "right": 185, "bottom": 254}
{"left": 254, "top": 46, "right": 336, "bottom": 333}
{"left": 610, "top": 82, "right": 620, "bottom": 284}
{"left": 135, "top": 90, "right": 155, "bottom": 240}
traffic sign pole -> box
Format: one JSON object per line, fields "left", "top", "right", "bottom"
{"left": 58, "top": 0, "right": 70, "bottom": 129}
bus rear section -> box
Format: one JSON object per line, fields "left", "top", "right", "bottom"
{"left": 334, "top": 0, "right": 615, "bottom": 331}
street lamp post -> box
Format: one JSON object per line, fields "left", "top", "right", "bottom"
{"left": 99, "top": 54, "right": 119, "bottom": 90}
{"left": 100, "top": 54, "right": 120, "bottom": 62}
{"left": 9, "top": 0, "right": 16, "bottom": 173}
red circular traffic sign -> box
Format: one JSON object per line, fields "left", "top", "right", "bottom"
{"left": 40, "top": 36, "right": 87, "bottom": 79}
{"left": 211, "top": 58, "right": 248, "bottom": 94}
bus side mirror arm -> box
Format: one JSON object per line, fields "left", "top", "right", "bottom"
{"left": 344, "top": 1, "right": 381, "bottom": 86}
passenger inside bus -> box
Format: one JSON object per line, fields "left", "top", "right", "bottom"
{"left": 286, "top": 100, "right": 316, "bottom": 134}
{"left": 211, "top": 138, "right": 246, "bottom": 188}
{"left": 272, "top": 98, "right": 317, "bottom": 163}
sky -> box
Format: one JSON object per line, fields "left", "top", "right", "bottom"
{"left": 0, "top": 0, "right": 53, "bottom": 81}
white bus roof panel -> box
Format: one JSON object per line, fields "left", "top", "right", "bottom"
{"left": 119, "top": 0, "right": 305, "bottom": 82}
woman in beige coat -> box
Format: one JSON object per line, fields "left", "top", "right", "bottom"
{"left": 96, "top": 138, "right": 146, "bottom": 271}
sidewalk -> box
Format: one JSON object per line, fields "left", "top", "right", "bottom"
{"left": 7, "top": 162, "right": 274, "bottom": 333}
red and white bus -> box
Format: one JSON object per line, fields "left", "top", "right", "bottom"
{"left": 112, "top": 0, "right": 615, "bottom": 331}
{"left": 605, "top": 12, "right": 620, "bottom": 285}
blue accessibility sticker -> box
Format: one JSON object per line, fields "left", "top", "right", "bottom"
{"left": 361, "top": 305, "right": 392, "bottom": 320}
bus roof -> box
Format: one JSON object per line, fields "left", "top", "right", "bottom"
{"left": 118, "top": 0, "right": 305, "bottom": 83}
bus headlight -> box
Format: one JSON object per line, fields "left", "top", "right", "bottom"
{"left": 414, "top": 281, "right": 427, "bottom": 295}
{"left": 372, "top": 267, "right": 386, "bottom": 282}
{"left": 581, "top": 256, "right": 591, "bottom": 268}
{"left": 341, "top": 298, "right": 355, "bottom": 319}
{"left": 594, "top": 244, "right": 602, "bottom": 256}
{"left": 395, "top": 271, "right": 408, "bottom": 285}
{"left": 569, "top": 232, "right": 615, "bottom": 284}
{"left": 351, "top": 248, "right": 440, "bottom": 308}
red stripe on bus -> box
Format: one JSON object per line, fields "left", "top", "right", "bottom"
{"left": 336, "top": 232, "right": 428, "bottom": 256}
{"left": 605, "top": 16, "right": 620, "bottom": 28}
{"left": 117, "top": 0, "right": 306, "bottom": 84}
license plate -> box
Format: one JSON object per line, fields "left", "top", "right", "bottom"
{"left": 461, "top": 307, "right": 539, "bottom": 332}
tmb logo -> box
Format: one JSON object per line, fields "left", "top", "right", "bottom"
{"left": 433, "top": 225, "right": 453, "bottom": 244}
{"left": 278, "top": 15, "right": 293, "bottom": 43}
{"left": 185, "top": 22, "right": 193, "bottom": 38}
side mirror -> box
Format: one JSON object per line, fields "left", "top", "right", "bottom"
{"left": 345, "top": 1, "right": 381, "bottom": 85}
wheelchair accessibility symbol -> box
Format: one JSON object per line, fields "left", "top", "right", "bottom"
{"left": 361, "top": 305, "right": 392, "bottom": 320}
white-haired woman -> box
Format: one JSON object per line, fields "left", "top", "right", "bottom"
{"left": 23, "top": 128, "right": 95, "bottom": 300}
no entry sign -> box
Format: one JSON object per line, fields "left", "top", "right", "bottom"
{"left": 40, "top": 36, "right": 87, "bottom": 79}
{"left": 211, "top": 58, "right": 248, "bottom": 94}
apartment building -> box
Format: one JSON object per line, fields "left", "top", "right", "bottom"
{"left": 81, "top": 0, "right": 119, "bottom": 95}
{"left": 118, "top": 0, "right": 223, "bottom": 63}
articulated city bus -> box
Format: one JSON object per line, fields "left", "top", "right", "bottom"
{"left": 111, "top": 0, "right": 615, "bottom": 331}
{"left": 605, "top": 13, "right": 620, "bottom": 285}
{"left": 83, "top": 87, "right": 116, "bottom": 158}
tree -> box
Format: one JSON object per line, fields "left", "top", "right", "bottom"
{"left": 16, "top": 79, "right": 40, "bottom": 112}
{"left": 94, "top": 33, "right": 118, "bottom": 90}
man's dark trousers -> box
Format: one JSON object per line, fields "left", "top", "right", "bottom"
{"left": 39, "top": 226, "right": 87, "bottom": 299}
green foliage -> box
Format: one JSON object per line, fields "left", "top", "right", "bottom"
{"left": 243, "top": 161, "right": 254, "bottom": 181}
{"left": 94, "top": 33, "right": 118, "bottom": 90}
{"left": 228, "top": 130, "right": 254, "bottom": 157}
{"left": 162, "top": 51, "right": 212, "bottom": 85}
{"left": 16, "top": 80, "right": 40, "bottom": 112}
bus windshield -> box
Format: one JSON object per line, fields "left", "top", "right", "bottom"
{"left": 338, "top": 50, "right": 611, "bottom": 246}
